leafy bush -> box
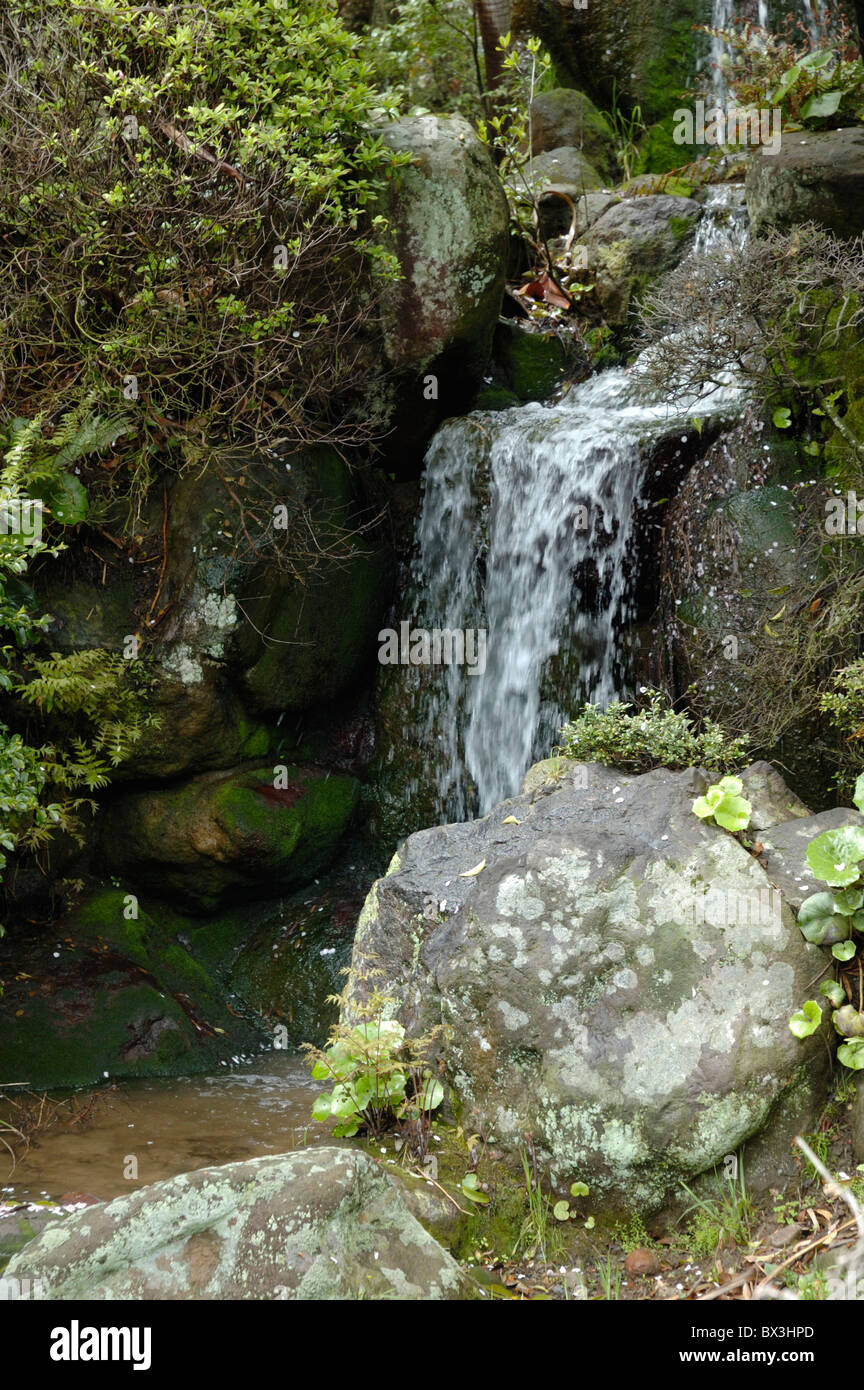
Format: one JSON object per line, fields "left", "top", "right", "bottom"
{"left": 0, "top": 0, "right": 403, "bottom": 510}
{"left": 558, "top": 688, "right": 750, "bottom": 774}
{"left": 700, "top": 12, "right": 864, "bottom": 131}
{"left": 363, "top": 0, "right": 483, "bottom": 120}
{"left": 790, "top": 773, "right": 864, "bottom": 1069}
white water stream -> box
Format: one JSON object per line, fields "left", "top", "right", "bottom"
{"left": 404, "top": 192, "right": 747, "bottom": 822}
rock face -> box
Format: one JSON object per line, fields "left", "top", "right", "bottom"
{"left": 581, "top": 194, "right": 701, "bottom": 325}
{"left": 746, "top": 127, "right": 864, "bottom": 239}
{"left": 5, "top": 1148, "right": 474, "bottom": 1300}
{"left": 346, "top": 760, "right": 829, "bottom": 1210}
{"left": 375, "top": 114, "right": 510, "bottom": 461}
{"left": 653, "top": 415, "right": 832, "bottom": 807}
{"left": 528, "top": 89, "right": 616, "bottom": 179}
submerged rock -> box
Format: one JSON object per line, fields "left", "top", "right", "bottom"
{"left": 345, "top": 760, "right": 829, "bottom": 1211}
{"left": 5, "top": 1148, "right": 475, "bottom": 1300}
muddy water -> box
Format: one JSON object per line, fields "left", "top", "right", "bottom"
{"left": 2, "top": 1052, "right": 324, "bottom": 1206}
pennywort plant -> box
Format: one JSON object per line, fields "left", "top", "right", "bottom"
{"left": 789, "top": 773, "right": 864, "bottom": 1070}
{"left": 303, "top": 959, "right": 446, "bottom": 1154}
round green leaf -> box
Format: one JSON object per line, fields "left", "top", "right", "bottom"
{"left": 853, "top": 773, "right": 864, "bottom": 816}
{"left": 806, "top": 826, "right": 864, "bottom": 887}
{"left": 553, "top": 1200, "right": 571, "bottom": 1221}
{"left": 837, "top": 1038, "right": 864, "bottom": 1070}
{"left": 570, "top": 1181, "right": 590, "bottom": 1197}
{"left": 832, "top": 939, "right": 857, "bottom": 961}
{"left": 789, "top": 1000, "right": 822, "bottom": 1038}
{"left": 797, "top": 891, "right": 852, "bottom": 945}
{"left": 772, "top": 407, "right": 792, "bottom": 428}
{"left": 833, "top": 1004, "right": 864, "bottom": 1037}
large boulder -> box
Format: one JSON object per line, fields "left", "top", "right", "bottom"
{"left": 345, "top": 760, "right": 829, "bottom": 1211}
{"left": 102, "top": 765, "right": 359, "bottom": 914}
{"left": 528, "top": 90, "right": 616, "bottom": 180}
{"left": 746, "top": 127, "right": 864, "bottom": 239}
{"left": 374, "top": 114, "right": 510, "bottom": 463}
{"left": 580, "top": 194, "right": 702, "bottom": 325}
{"left": 5, "top": 1148, "right": 475, "bottom": 1300}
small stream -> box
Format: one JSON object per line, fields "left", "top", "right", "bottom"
{"left": 2, "top": 1053, "right": 320, "bottom": 1207}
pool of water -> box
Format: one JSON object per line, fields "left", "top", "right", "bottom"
{"left": 2, "top": 1051, "right": 324, "bottom": 1206}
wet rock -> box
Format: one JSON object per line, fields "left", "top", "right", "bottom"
{"left": 746, "top": 127, "right": 864, "bottom": 240}
{"left": 102, "top": 765, "right": 359, "bottom": 913}
{"left": 5, "top": 1148, "right": 476, "bottom": 1299}
{"left": 580, "top": 194, "right": 701, "bottom": 325}
{"left": 0, "top": 890, "right": 267, "bottom": 1089}
{"left": 345, "top": 761, "right": 829, "bottom": 1211}
{"left": 160, "top": 447, "right": 392, "bottom": 717}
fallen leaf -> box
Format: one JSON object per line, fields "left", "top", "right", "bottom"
{"left": 459, "top": 859, "right": 486, "bottom": 877}
{"left": 501, "top": 816, "right": 520, "bottom": 825}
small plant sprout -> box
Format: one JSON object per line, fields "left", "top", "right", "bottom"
{"left": 691, "top": 775, "right": 752, "bottom": 832}
{"left": 553, "top": 1181, "right": 592, "bottom": 1227}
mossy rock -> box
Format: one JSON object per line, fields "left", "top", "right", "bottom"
{"left": 0, "top": 890, "right": 267, "bottom": 1089}
{"left": 102, "top": 765, "right": 360, "bottom": 913}
{"left": 492, "top": 322, "right": 570, "bottom": 402}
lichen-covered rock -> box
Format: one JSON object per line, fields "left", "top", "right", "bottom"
{"left": 528, "top": 92, "right": 616, "bottom": 177}
{"left": 103, "top": 766, "right": 359, "bottom": 913}
{"left": 345, "top": 761, "right": 829, "bottom": 1211}
{"left": 580, "top": 194, "right": 702, "bottom": 325}
{"left": 5, "top": 1148, "right": 475, "bottom": 1300}
{"left": 746, "top": 127, "right": 864, "bottom": 239}
{"left": 160, "top": 447, "right": 392, "bottom": 716}
{"left": 374, "top": 114, "right": 509, "bottom": 461}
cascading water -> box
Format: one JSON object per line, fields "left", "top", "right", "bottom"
{"left": 401, "top": 194, "right": 749, "bottom": 823}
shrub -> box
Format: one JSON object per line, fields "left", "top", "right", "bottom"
{"left": 0, "top": 0, "right": 404, "bottom": 512}
{"left": 557, "top": 688, "right": 750, "bottom": 774}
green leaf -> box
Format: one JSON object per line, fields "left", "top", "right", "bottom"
{"left": 853, "top": 774, "right": 864, "bottom": 816}
{"left": 772, "top": 62, "right": 802, "bottom": 100}
{"left": 714, "top": 795, "right": 752, "bottom": 832}
{"left": 311, "top": 1093, "right": 332, "bottom": 1122}
{"left": 801, "top": 90, "right": 842, "bottom": 118}
{"left": 692, "top": 795, "right": 716, "bottom": 819}
{"left": 418, "top": 1078, "right": 444, "bottom": 1111}
{"left": 820, "top": 979, "right": 846, "bottom": 1007}
{"left": 833, "top": 939, "right": 857, "bottom": 961}
{"left": 833, "top": 886, "right": 864, "bottom": 915}
{"left": 837, "top": 1038, "right": 864, "bottom": 1070}
{"left": 789, "top": 1000, "right": 822, "bottom": 1038}
{"left": 797, "top": 891, "right": 853, "bottom": 945}
{"left": 806, "top": 825, "right": 864, "bottom": 886}
{"left": 772, "top": 407, "right": 792, "bottom": 429}
{"left": 570, "top": 1181, "right": 590, "bottom": 1197}
{"left": 553, "top": 1200, "right": 571, "bottom": 1221}
{"left": 40, "top": 473, "right": 88, "bottom": 525}
{"left": 833, "top": 1004, "right": 864, "bottom": 1037}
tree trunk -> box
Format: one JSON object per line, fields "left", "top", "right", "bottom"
{"left": 474, "top": 0, "right": 511, "bottom": 92}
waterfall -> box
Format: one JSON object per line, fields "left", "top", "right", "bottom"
{"left": 398, "top": 196, "right": 748, "bottom": 823}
